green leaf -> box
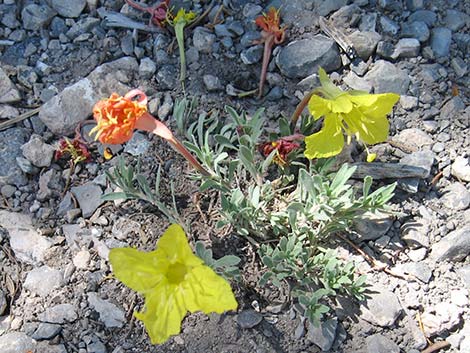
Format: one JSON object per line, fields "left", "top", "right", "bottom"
{"left": 215, "top": 135, "right": 237, "bottom": 150}
{"left": 214, "top": 255, "right": 241, "bottom": 267}
{"left": 279, "top": 117, "right": 291, "bottom": 136}
{"left": 102, "top": 192, "right": 130, "bottom": 201}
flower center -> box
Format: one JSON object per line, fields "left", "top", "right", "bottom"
{"left": 166, "top": 262, "right": 188, "bottom": 284}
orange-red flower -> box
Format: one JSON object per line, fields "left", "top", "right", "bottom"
{"left": 55, "top": 137, "right": 91, "bottom": 164}
{"left": 255, "top": 7, "right": 285, "bottom": 42}
{"left": 90, "top": 92, "right": 148, "bottom": 144}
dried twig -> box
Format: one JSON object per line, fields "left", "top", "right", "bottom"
{"left": 0, "top": 107, "right": 41, "bottom": 131}
{"left": 421, "top": 341, "right": 450, "bottom": 353}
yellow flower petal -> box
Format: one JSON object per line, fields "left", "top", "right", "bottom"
{"left": 331, "top": 94, "right": 353, "bottom": 113}
{"left": 109, "top": 247, "right": 167, "bottom": 293}
{"left": 343, "top": 108, "right": 389, "bottom": 145}
{"left": 155, "top": 224, "right": 203, "bottom": 267}
{"left": 308, "top": 95, "right": 331, "bottom": 119}
{"left": 356, "top": 93, "right": 400, "bottom": 119}
{"left": 182, "top": 266, "right": 238, "bottom": 314}
{"left": 135, "top": 283, "right": 187, "bottom": 344}
{"left": 304, "top": 114, "right": 344, "bottom": 159}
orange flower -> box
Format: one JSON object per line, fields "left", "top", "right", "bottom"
{"left": 255, "top": 7, "right": 285, "bottom": 42}
{"left": 260, "top": 139, "right": 300, "bottom": 167}
{"left": 90, "top": 92, "right": 148, "bottom": 144}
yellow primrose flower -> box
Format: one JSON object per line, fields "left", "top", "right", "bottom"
{"left": 109, "top": 224, "right": 237, "bottom": 344}
{"left": 304, "top": 68, "right": 399, "bottom": 160}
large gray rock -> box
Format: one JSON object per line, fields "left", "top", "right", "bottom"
{"left": 192, "top": 27, "right": 216, "bottom": 53}
{"left": 313, "top": 0, "right": 348, "bottom": 16}
{"left": 430, "top": 225, "right": 470, "bottom": 262}
{"left": 401, "top": 220, "right": 430, "bottom": 249}
{"left": 431, "top": 28, "right": 452, "bottom": 58}
{"left": 366, "top": 334, "right": 400, "bottom": 353}
{"left": 451, "top": 156, "right": 470, "bottom": 182}
{"left": 307, "top": 317, "right": 338, "bottom": 351}
{"left": 354, "top": 212, "right": 393, "bottom": 241}
{"left": 51, "top": 0, "right": 86, "bottom": 18}
{"left": 440, "top": 183, "right": 470, "bottom": 211}
{"left": 421, "top": 303, "right": 462, "bottom": 336}
{"left": 364, "top": 60, "right": 410, "bottom": 94}
{"left": 348, "top": 31, "right": 381, "bottom": 60}
{"left": 0, "top": 67, "right": 21, "bottom": 103}
{"left": 21, "top": 134, "right": 55, "bottom": 168}
{"left": 0, "top": 332, "right": 35, "bottom": 353}
{"left": 71, "top": 182, "right": 104, "bottom": 218}
{"left": 401, "top": 21, "right": 430, "bottom": 42}
{"left": 24, "top": 266, "right": 63, "bottom": 297}
{"left": 392, "top": 38, "right": 421, "bottom": 59}
{"left": 236, "top": 309, "right": 263, "bottom": 329}
{"left": 87, "top": 292, "right": 126, "bottom": 328}
{"left": 360, "top": 286, "right": 403, "bottom": 327}
{"left": 276, "top": 35, "right": 341, "bottom": 79}
{"left": 21, "top": 4, "right": 56, "bottom": 31}
{"left": 400, "top": 151, "right": 435, "bottom": 179}
{"left": 39, "top": 57, "right": 138, "bottom": 135}
{"left": 408, "top": 10, "right": 437, "bottom": 26}
{"left": 0, "top": 128, "right": 29, "bottom": 187}
{"left": 0, "top": 210, "right": 53, "bottom": 264}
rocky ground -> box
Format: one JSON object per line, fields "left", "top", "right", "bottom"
{"left": 0, "top": 0, "right": 470, "bottom": 352}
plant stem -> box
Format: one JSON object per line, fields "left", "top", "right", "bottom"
{"left": 290, "top": 91, "right": 313, "bottom": 127}
{"left": 175, "top": 22, "right": 187, "bottom": 83}
{"left": 258, "top": 35, "right": 274, "bottom": 99}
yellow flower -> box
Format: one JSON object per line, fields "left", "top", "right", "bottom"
{"left": 109, "top": 224, "right": 238, "bottom": 344}
{"left": 172, "top": 8, "right": 196, "bottom": 24}
{"left": 304, "top": 68, "right": 399, "bottom": 160}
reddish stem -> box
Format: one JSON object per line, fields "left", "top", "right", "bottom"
{"left": 136, "top": 112, "right": 211, "bottom": 177}
{"left": 258, "top": 35, "right": 274, "bottom": 99}
{"left": 290, "top": 91, "right": 314, "bottom": 127}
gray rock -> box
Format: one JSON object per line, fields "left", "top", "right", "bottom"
{"left": 37, "top": 169, "right": 62, "bottom": 201}
{"left": 0, "top": 332, "right": 35, "bottom": 353}
{"left": 380, "top": 16, "right": 399, "bottom": 35}
{"left": 51, "top": 0, "right": 86, "bottom": 18}
{"left": 192, "top": 27, "right": 216, "bottom": 53}
{"left": 451, "top": 156, "right": 470, "bottom": 182}
{"left": 0, "top": 289, "right": 6, "bottom": 315}
{"left": 307, "top": 318, "right": 337, "bottom": 351}
{"left": 451, "top": 57, "right": 467, "bottom": 78}
{"left": 444, "top": 10, "right": 469, "bottom": 31}
{"left": 343, "top": 71, "right": 372, "bottom": 91}
{"left": 399, "top": 95, "right": 419, "bottom": 110}
{"left": 57, "top": 192, "right": 74, "bottom": 216}
{"left": 240, "top": 45, "right": 263, "bottom": 65}
{"left": 156, "top": 65, "right": 178, "bottom": 90}
{"left": 348, "top": 31, "right": 381, "bottom": 60}
{"left": 431, "top": 225, "right": 470, "bottom": 262}
{"left": 401, "top": 220, "right": 430, "bottom": 249}
{"left": 21, "top": 4, "right": 56, "bottom": 31}
{"left": 214, "top": 24, "right": 233, "bottom": 38}
{"left": 87, "top": 292, "right": 126, "bottom": 328}
{"left": 66, "top": 17, "right": 100, "bottom": 39}
{"left": 39, "top": 303, "right": 78, "bottom": 324}
{"left": 441, "top": 183, "right": 470, "bottom": 211}
{"left": 242, "top": 3, "right": 262, "bottom": 18}
{"left": 376, "top": 41, "right": 395, "bottom": 59}
{"left": 276, "top": 36, "right": 341, "bottom": 79}
{"left": 35, "top": 342, "right": 68, "bottom": 353}
{"left": 392, "top": 38, "right": 420, "bottom": 59}
{"left": 0, "top": 210, "right": 52, "bottom": 264}
{"left": 124, "top": 132, "right": 150, "bottom": 156}
{"left": 457, "top": 265, "right": 470, "bottom": 290}
{"left": 408, "top": 10, "right": 437, "bottom": 26}
{"left": 392, "top": 128, "right": 433, "bottom": 150}
{"left": 71, "top": 182, "right": 104, "bottom": 218}
{"left": 405, "top": 0, "right": 425, "bottom": 11}
{"left": 354, "top": 212, "right": 393, "bottom": 241}
{"left": 440, "top": 96, "right": 465, "bottom": 119}
{"left": 401, "top": 21, "right": 430, "bottom": 43}
{"left": 431, "top": 28, "right": 452, "bottom": 58}
{"left": 138, "top": 57, "right": 157, "bottom": 79}
{"left": 24, "top": 266, "right": 63, "bottom": 297}
{"left": 359, "top": 13, "right": 378, "bottom": 32}
{"left": 73, "top": 250, "right": 91, "bottom": 269}
{"left": 87, "top": 340, "right": 107, "bottom": 353}
{"left": 39, "top": 57, "right": 138, "bottom": 135}
{"left": 21, "top": 134, "right": 55, "bottom": 168}
{"left": 400, "top": 151, "right": 435, "bottom": 179}
{"left": 366, "top": 334, "right": 400, "bottom": 353}
{"left": 364, "top": 60, "right": 410, "bottom": 95}
{"left": 32, "top": 323, "right": 62, "bottom": 340}
{"left": 360, "top": 286, "right": 403, "bottom": 327}
{"left": 454, "top": 33, "right": 470, "bottom": 52}
{"left": 157, "top": 92, "right": 173, "bottom": 119}
{"left": 397, "top": 262, "right": 433, "bottom": 283}
{"left": 313, "top": 0, "right": 348, "bottom": 16}
{"left": 236, "top": 309, "right": 263, "bottom": 329}
{"left": 421, "top": 303, "right": 462, "bottom": 336}
{"left": 203, "top": 74, "right": 223, "bottom": 91}
{"left": 0, "top": 128, "right": 28, "bottom": 186}
{"left": 0, "top": 67, "right": 21, "bottom": 103}
{"left": 378, "top": 0, "right": 402, "bottom": 11}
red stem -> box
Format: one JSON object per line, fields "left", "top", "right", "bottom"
{"left": 258, "top": 35, "right": 274, "bottom": 99}
{"left": 290, "top": 91, "right": 314, "bottom": 127}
